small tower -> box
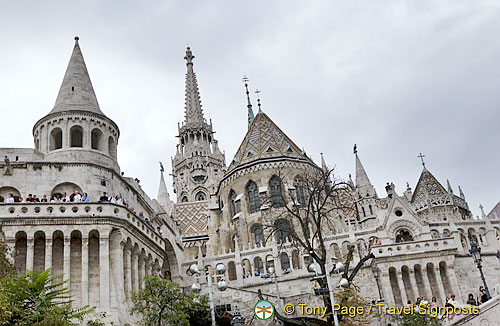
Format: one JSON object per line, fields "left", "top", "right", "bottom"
{"left": 32, "top": 37, "right": 120, "bottom": 172}
{"left": 171, "top": 48, "right": 225, "bottom": 202}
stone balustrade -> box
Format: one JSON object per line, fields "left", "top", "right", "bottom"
{"left": 0, "top": 202, "right": 165, "bottom": 248}
{"left": 372, "top": 237, "right": 457, "bottom": 259}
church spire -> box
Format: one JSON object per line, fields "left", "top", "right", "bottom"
{"left": 242, "top": 76, "right": 254, "bottom": 128}
{"left": 183, "top": 47, "right": 204, "bottom": 125}
{"left": 353, "top": 145, "right": 377, "bottom": 197}
{"left": 320, "top": 152, "right": 328, "bottom": 172}
{"left": 50, "top": 36, "right": 103, "bottom": 115}
{"left": 157, "top": 162, "right": 174, "bottom": 215}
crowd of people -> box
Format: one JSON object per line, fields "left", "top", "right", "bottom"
{"left": 0, "top": 190, "right": 164, "bottom": 238}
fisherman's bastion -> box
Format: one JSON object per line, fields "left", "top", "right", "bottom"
{"left": 1, "top": 38, "right": 499, "bottom": 325}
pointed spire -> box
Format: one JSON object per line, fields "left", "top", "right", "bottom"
{"left": 50, "top": 36, "right": 103, "bottom": 115}
{"left": 157, "top": 164, "right": 173, "bottom": 215}
{"left": 354, "top": 145, "right": 377, "bottom": 197}
{"left": 242, "top": 76, "right": 254, "bottom": 128}
{"left": 320, "top": 153, "right": 327, "bottom": 172}
{"left": 459, "top": 186, "right": 465, "bottom": 200}
{"left": 183, "top": 47, "right": 204, "bottom": 125}
{"left": 480, "top": 204, "right": 487, "bottom": 219}
{"left": 447, "top": 179, "right": 454, "bottom": 194}
{"left": 255, "top": 89, "right": 263, "bottom": 113}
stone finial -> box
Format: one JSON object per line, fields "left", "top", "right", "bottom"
{"left": 184, "top": 47, "right": 195, "bottom": 65}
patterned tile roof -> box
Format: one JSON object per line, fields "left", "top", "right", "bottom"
{"left": 174, "top": 201, "right": 209, "bottom": 236}
{"left": 411, "top": 168, "right": 448, "bottom": 203}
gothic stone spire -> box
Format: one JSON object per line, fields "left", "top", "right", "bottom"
{"left": 183, "top": 47, "right": 204, "bottom": 125}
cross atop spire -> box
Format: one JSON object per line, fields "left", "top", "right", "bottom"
{"left": 255, "top": 89, "right": 263, "bottom": 113}
{"left": 242, "top": 76, "right": 254, "bottom": 128}
{"left": 183, "top": 47, "right": 204, "bottom": 125}
{"left": 418, "top": 153, "right": 426, "bottom": 168}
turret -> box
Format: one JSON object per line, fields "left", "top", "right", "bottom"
{"left": 32, "top": 37, "right": 120, "bottom": 172}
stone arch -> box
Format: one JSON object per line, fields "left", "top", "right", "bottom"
{"left": 88, "top": 230, "right": 100, "bottom": 306}
{"left": 292, "top": 249, "right": 301, "bottom": 269}
{"left": 0, "top": 186, "right": 21, "bottom": 203}
{"left": 52, "top": 230, "right": 64, "bottom": 278}
{"left": 401, "top": 265, "right": 414, "bottom": 302}
{"left": 228, "top": 261, "right": 237, "bottom": 281}
{"left": 194, "top": 191, "right": 206, "bottom": 201}
{"left": 91, "top": 128, "right": 104, "bottom": 151}
{"left": 458, "top": 228, "right": 468, "bottom": 249}
{"left": 443, "top": 229, "right": 451, "bottom": 237}
{"left": 439, "top": 261, "right": 453, "bottom": 298}
{"left": 341, "top": 241, "right": 351, "bottom": 258}
{"left": 478, "top": 227, "right": 487, "bottom": 246}
{"left": 395, "top": 228, "right": 414, "bottom": 243}
{"left": 253, "top": 256, "right": 263, "bottom": 275}
{"left": 389, "top": 266, "right": 403, "bottom": 305}
{"left": 251, "top": 223, "right": 264, "bottom": 247}
{"left": 51, "top": 182, "right": 83, "bottom": 199}
{"left": 330, "top": 243, "right": 341, "bottom": 260}
{"left": 356, "top": 239, "right": 367, "bottom": 257}
{"left": 269, "top": 175, "right": 285, "bottom": 208}
{"left": 275, "top": 218, "right": 292, "bottom": 244}
{"left": 265, "top": 254, "right": 274, "bottom": 271}
{"left": 70, "top": 230, "right": 82, "bottom": 306}
{"left": 388, "top": 219, "right": 421, "bottom": 240}
{"left": 280, "top": 252, "right": 291, "bottom": 271}
{"left": 33, "top": 231, "right": 46, "bottom": 272}
{"left": 430, "top": 229, "right": 440, "bottom": 239}
{"left": 414, "top": 264, "right": 426, "bottom": 298}
{"left": 50, "top": 127, "right": 63, "bottom": 150}
{"left": 14, "top": 231, "right": 27, "bottom": 275}
{"left": 467, "top": 228, "right": 478, "bottom": 244}
{"left": 293, "top": 175, "right": 306, "bottom": 206}
{"left": 242, "top": 259, "right": 251, "bottom": 278}
{"left": 70, "top": 125, "right": 84, "bottom": 147}
{"left": 163, "top": 238, "right": 179, "bottom": 280}
{"left": 426, "top": 262, "right": 441, "bottom": 303}
{"left": 246, "top": 180, "right": 260, "bottom": 214}
{"left": 108, "top": 136, "right": 117, "bottom": 160}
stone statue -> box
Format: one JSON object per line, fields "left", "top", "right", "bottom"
{"left": 3, "top": 156, "right": 12, "bottom": 175}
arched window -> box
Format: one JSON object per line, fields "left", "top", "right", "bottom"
{"left": 270, "top": 175, "right": 284, "bottom": 208}
{"left": 70, "top": 126, "right": 83, "bottom": 147}
{"left": 108, "top": 136, "right": 117, "bottom": 160}
{"left": 228, "top": 261, "right": 237, "bottom": 281}
{"left": 195, "top": 192, "right": 206, "bottom": 201}
{"left": 229, "top": 190, "right": 237, "bottom": 216}
{"left": 251, "top": 224, "right": 264, "bottom": 246}
{"left": 181, "top": 196, "right": 188, "bottom": 203}
{"left": 294, "top": 176, "right": 306, "bottom": 206}
{"left": 361, "top": 206, "right": 366, "bottom": 217}
{"left": 253, "top": 257, "right": 264, "bottom": 275}
{"left": 280, "top": 252, "right": 291, "bottom": 270}
{"left": 246, "top": 181, "right": 260, "bottom": 214}
{"left": 292, "top": 250, "right": 300, "bottom": 269}
{"left": 369, "top": 205, "right": 373, "bottom": 215}
{"left": 50, "top": 128, "right": 63, "bottom": 150}
{"left": 91, "top": 128, "right": 103, "bottom": 150}
{"left": 275, "top": 219, "right": 292, "bottom": 244}
{"left": 395, "top": 229, "right": 414, "bottom": 243}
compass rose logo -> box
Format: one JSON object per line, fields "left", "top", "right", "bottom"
{"left": 254, "top": 300, "right": 274, "bottom": 320}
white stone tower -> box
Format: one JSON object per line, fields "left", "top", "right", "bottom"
{"left": 171, "top": 48, "right": 225, "bottom": 202}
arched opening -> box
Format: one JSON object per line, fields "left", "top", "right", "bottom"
{"left": 91, "top": 128, "right": 103, "bottom": 151}
{"left": 330, "top": 243, "right": 341, "bottom": 260}
{"left": 70, "top": 230, "right": 82, "bottom": 306}
{"left": 229, "top": 190, "right": 238, "bottom": 216}
{"left": 14, "top": 231, "right": 27, "bottom": 275}
{"left": 50, "top": 128, "right": 63, "bottom": 150}
{"left": 33, "top": 231, "right": 46, "bottom": 272}
{"left": 439, "top": 261, "right": 453, "bottom": 298}
{"left": 251, "top": 224, "right": 264, "bottom": 247}
{"left": 280, "top": 252, "right": 291, "bottom": 271}
{"left": 389, "top": 267, "right": 403, "bottom": 305}
{"left": 265, "top": 255, "right": 274, "bottom": 271}
{"left": 431, "top": 229, "right": 440, "bottom": 239}
{"left": 195, "top": 191, "right": 206, "bottom": 201}
{"left": 70, "top": 125, "right": 83, "bottom": 147}
{"left": 369, "top": 205, "right": 373, "bottom": 215}
{"left": 357, "top": 239, "right": 367, "bottom": 258}
{"left": 401, "top": 265, "right": 414, "bottom": 303}
{"left": 426, "top": 263, "right": 441, "bottom": 303}
{"left": 108, "top": 136, "right": 117, "bottom": 160}
{"left": 275, "top": 219, "right": 292, "bottom": 244}
{"left": 414, "top": 264, "right": 426, "bottom": 298}
{"left": 52, "top": 231, "right": 64, "bottom": 279}
{"left": 51, "top": 182, "right": 83, "bottom": 201}
{"left": 341, "top": 241, "right": 351, "bottom": 258}
{"left": 292, "top": 250, "right": 300, "bottom": 269}
{"left": 294, "top": 176, "right": 305, "bottom": 206}
{"left": 242, "top": 259, "right": 251, "bottom": 278}
{"left": 269, "top": 175, "right": 285, "bottom": 208}
{"left": 395, "top": 229, "right": 414, "bottom": 243}
{"left": 246, "top": 180, "right": 260, "bottom": 214}
{"left": 0, "top": 186, "right": 21, "bottom": 203}
{"left": 253, "top": 257, "right": 263, "bottom": 275}
{"left": 88, "top": 230, "right": 100, "bottom": 306}
{"left": 468, "top": 228, "right": 478, "bottom": 244}
{"left": 228, "top": 261, "right": 237, "bottom": 281}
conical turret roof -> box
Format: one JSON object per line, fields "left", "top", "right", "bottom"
{"left": 226, "top": 112, "right": 314, "bottom": 173}
{"left": 50, "top": 37, "right": 103, "bottom": 115}
{"left": 411, "top": 167, "right": 447, "bottom": 203}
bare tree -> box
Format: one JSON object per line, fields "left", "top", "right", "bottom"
{"left": 258, "top": 166, "right": 374, "bottom": 325}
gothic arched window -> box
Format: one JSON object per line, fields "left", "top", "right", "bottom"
{"left": 280, "top": 252, "right": 291, "bottom": 270}
{"left": 395, "top": 229, "right": 414, "bottom": 243}
{"left": 269, "top": 175, "right": 284, "bottom": 208}
{"left": 369, "top": 205, "right": 373, "bottom": 215}
{"left": 361, "top": 206, "right": 366, "bottom": 218}
{"left": 246, "top": 181, "right": 260, "bottom": 214}
{"left": 294, "top": 176, "right": 306, "bottom": 206}
{"left": 275, "top": 218, "right": 292, "bottom": 244}
{"left": 251, "top": 224, "right": 264, "bottom": 246}
{"left": 229, "top": 190, "right": 237, "bottom": 216}
{"left": 181, "top": 196, "right": 188, "bottom": 203}
{"left": 70, "top": 125, "right": 83, "bottom": 147}
{"left": 195, "top": 192, "right": 206, "bottom": 201}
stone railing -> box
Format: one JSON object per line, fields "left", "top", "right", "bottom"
{"left": 372, "top": 237, "right": 457, "bottom": 259}
{"left": 0, "top": 202, "right": 165, "bottom": 248}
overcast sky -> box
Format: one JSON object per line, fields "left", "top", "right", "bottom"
{"left": 0, "top": 1, "right": 499, "bottom": 216}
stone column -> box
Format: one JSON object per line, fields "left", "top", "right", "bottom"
{"left": 408, "top": 270, "right": 419, "bottom": 301}
{"left": 435, "top": 265, "right": 447, "bottom": 303}
{"left": 396, "top": 270, "right": 408, "bottom": 305}
{"left": 422, "top": 267, "right": 433, "bottom": 300}
{"left": 125, "top": 248, "right": 132, "bottom": 297}
{"left": 26, "top": 238, "right": 34, "bottom": 272}
{"left": 81, "top": 238, "right": 89, "bottom": 306}
{"left": 138, "top": 254, "right": 144, "bottom": 289}
{"left": 99, "top": 236, "right": 110, "bottom": 310}
{"left": 380, "top": 271, "right": 393, "bottom": 306}
{"left": 45, "top": 239, "right": 52, "bottom": 272}
{"left": 63, "top": 237, "right": 71, "bottom": 281}
{"left": 144, "top": 258, "right": 151, "bottom": 277}
{"left": 132, "top": 250, "right": 139, "bottom": 293}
